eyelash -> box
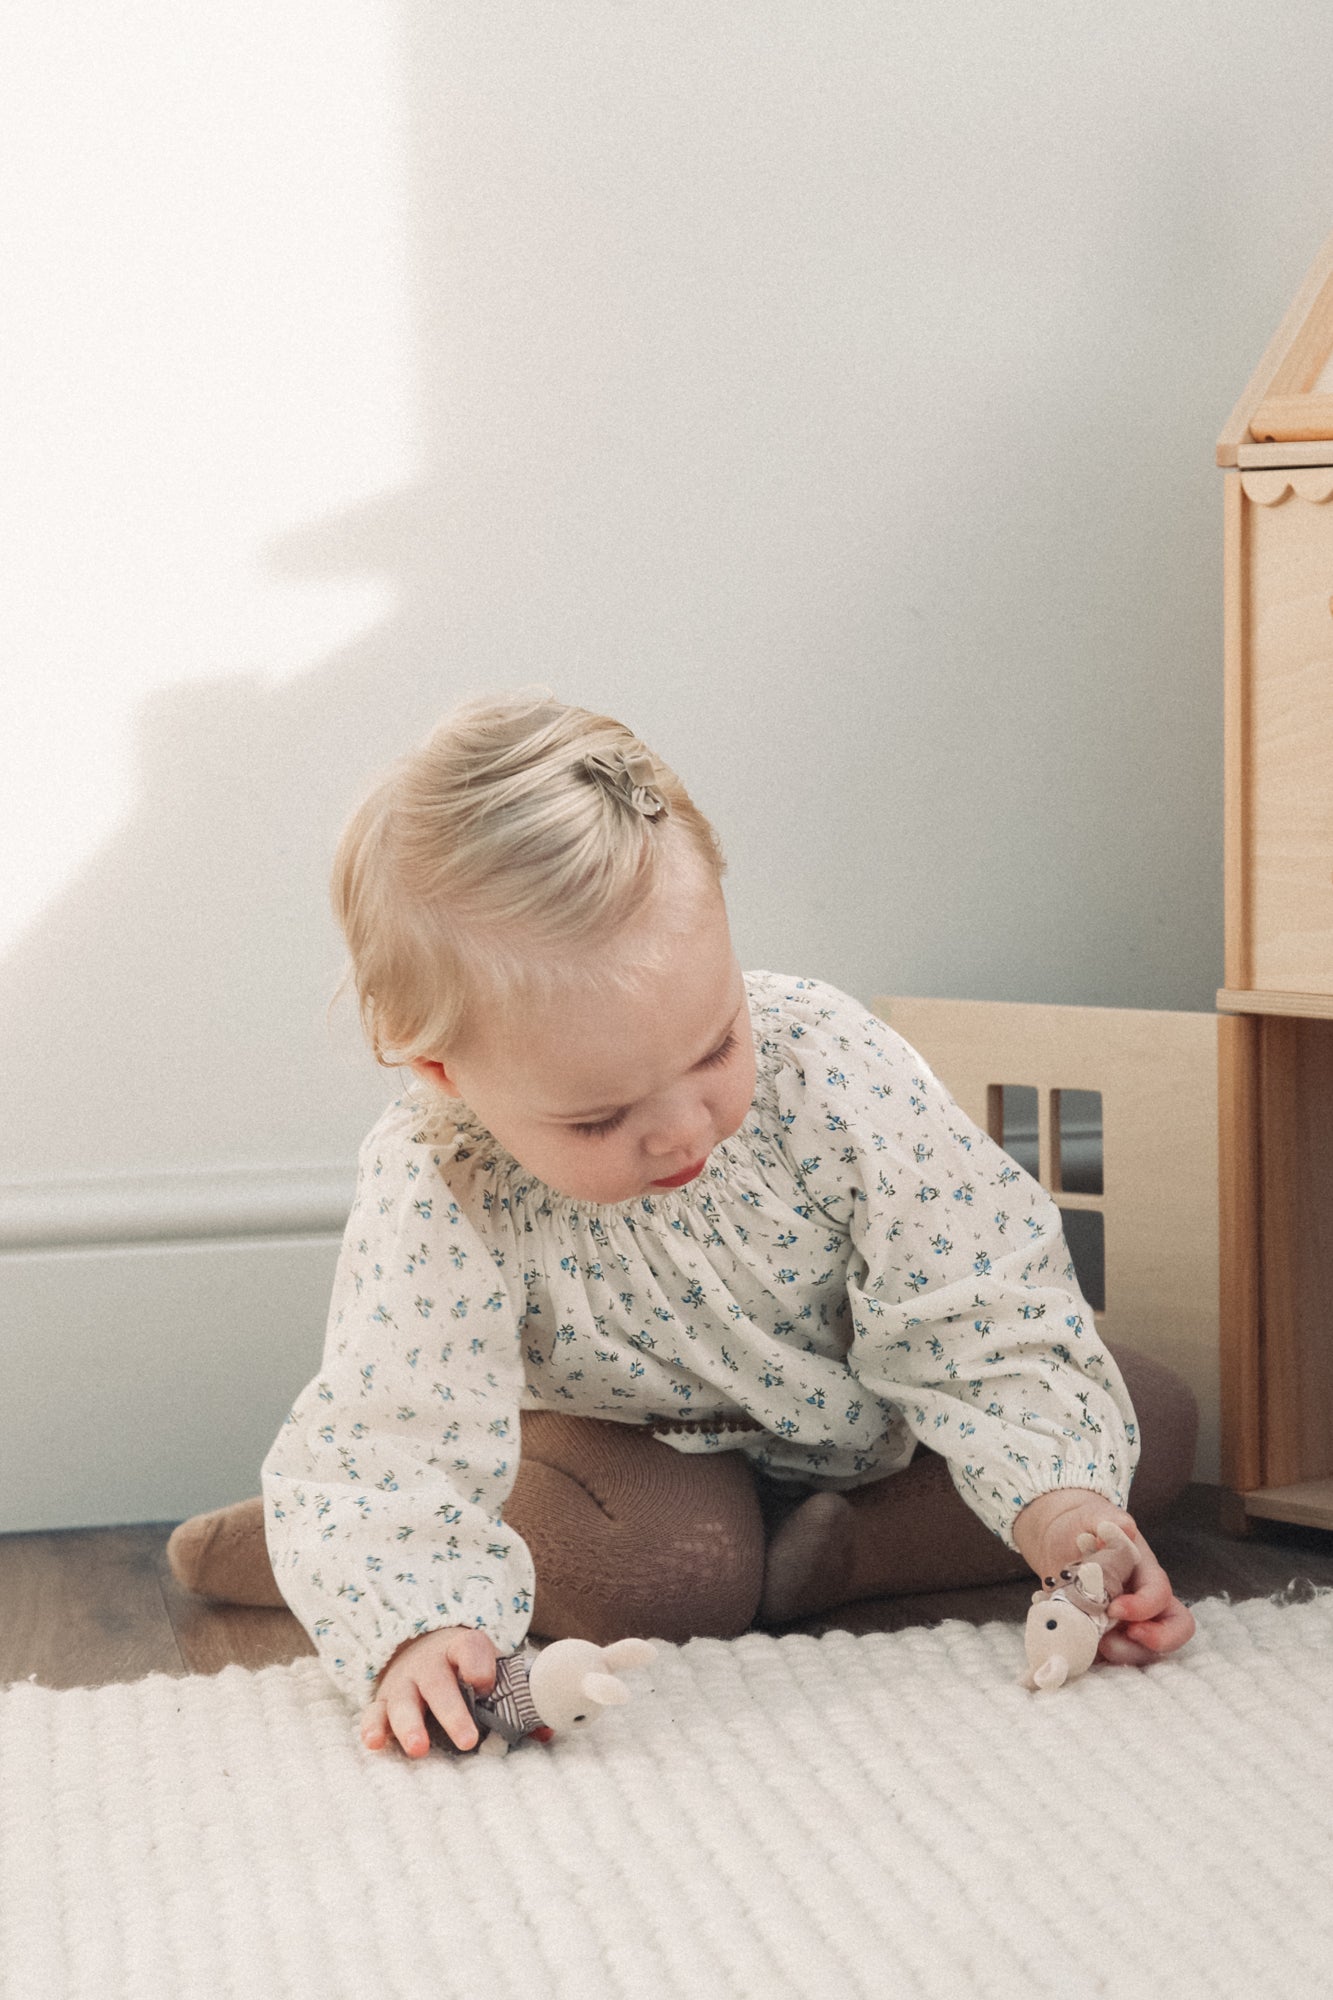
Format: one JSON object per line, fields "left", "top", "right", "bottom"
{"left": 572, "top": 1109, "right": 629, "bottom": 1140}
{"left": 571, "top": 1032, "right": 739, "bottom": 1139}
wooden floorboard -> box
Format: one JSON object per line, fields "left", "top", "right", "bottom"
{"left": 0, "top": 1524, "right": 186, "bottom": 1691}
{"left": 0, "top": 1521, "right": 314, "bottom": 1692}
{"left": 154, "top": 1534, "right": 317, "bottom": 1678}
{"left": 1, "top": 1488, "right": 1330, "bottom": 1692}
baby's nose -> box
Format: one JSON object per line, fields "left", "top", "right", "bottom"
{"left": 643, "top": 1100, "right": 712, "bottom": 1159}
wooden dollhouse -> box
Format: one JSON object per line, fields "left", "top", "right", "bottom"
{"left": 869, "top": 227, "right": 1333, "bottom": 1533}
{"left": 1216, "top": 222, "right": 1333, "bottom": 1532}
{"left": 872, "top": 996, "right": 1222, "bottom": 1481}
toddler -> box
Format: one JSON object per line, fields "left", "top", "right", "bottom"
{"left": 172, "top": 691, "right": 1196, "bottom": 1756}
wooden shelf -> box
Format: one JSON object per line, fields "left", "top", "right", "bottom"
{"left": 1242, "top": 1479, "right": 1333, "bottom": 1533}
{"left": 1217, "top": 989, "right": 1333, "bottom": 1021}
{"left": 1236, "top": 441, "right": 1333, "bottom": 469}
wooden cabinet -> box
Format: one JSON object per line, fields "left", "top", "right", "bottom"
{"left": 1217, "top": 225, "right": 1333, "bottom": 1530}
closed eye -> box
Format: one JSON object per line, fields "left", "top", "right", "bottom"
{"left": 570, "top": 1030, "right": 740, "bottom": 1139}
{"left": 571, "top": 1106, "right": 630, "bottom": 1140}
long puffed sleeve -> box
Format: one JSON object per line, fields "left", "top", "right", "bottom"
{"left": 769, "top": 980, "right": 1138, "bottom": 1545}
{"left": 261, "top": 1100, "right": 535, "bottom": 1706}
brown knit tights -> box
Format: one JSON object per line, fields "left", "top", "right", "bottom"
{"left": 168, "top": 1346, "right": 1197, "bottom": 1639}
{"left": 510, "top": 1413, "right": 767, "bottom": 1644}
{"left": 513, "top": 1344, "right": 1197, "bottom": 1643}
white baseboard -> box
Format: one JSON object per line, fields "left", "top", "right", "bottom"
{"left": 0, "top": 1231, "right": 340, "bottom": 1533}
{"left": 0, "top": 1163, "right": 355, "bottom": 1252}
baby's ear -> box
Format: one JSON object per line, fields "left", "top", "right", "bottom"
{"left": 410, "top": 1057, "right": 460, "bottom": 1096}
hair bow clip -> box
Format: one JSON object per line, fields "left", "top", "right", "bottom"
{"left": 582, "top": 749, "right": 669, "bottom": 822}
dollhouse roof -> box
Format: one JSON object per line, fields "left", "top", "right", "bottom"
{"left": 1218, "top": 222, "right": 1333, "bottom": 467}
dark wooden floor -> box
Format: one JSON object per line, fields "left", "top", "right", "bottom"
{"left": 2, "top": 1485, "right": 1331, "bottom": 1694}
{"left": 0, "top": 1516, "right": 317, "bottom": 1692}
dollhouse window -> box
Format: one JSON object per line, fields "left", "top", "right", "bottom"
{"left": 992, "top": 1083, "right": 1106, "bottom": 1313}
{"left": 1054, "top": 1089, "right": 1103, "bottom": 1195}
{"left": 997, "top": 1084, "right": 1039, "bottom": 1178}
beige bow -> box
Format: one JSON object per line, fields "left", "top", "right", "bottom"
{"left": 582, "top": 749, "right": 669, "bottom": 822}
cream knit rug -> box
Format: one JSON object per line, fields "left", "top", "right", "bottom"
{"left": 3, "top": 1592, "right": 1332, "bottom": 2000}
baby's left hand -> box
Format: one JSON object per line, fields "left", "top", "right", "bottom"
{"left": 1012, "top": 1491, "right": 1195, "bottom": 1664}
{"left": 1095, "top": 1520, "right": 1195, "bottom": 1664}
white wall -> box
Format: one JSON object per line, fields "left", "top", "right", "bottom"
{"left": 5, "top": 1, "right": 1333, "bottom": 1526}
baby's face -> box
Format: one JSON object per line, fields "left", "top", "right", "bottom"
{"left": 413, "top": 876, "right": 756, "bottom": 1204}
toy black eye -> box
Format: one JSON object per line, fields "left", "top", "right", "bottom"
{"left": 1043, "top": 1577, "right": 1056, "bottom": 1589}
{"left": 573, "top": 1713, "right": 587, "bottom": 1723}
{"left": 1046, "top": 1619, "right": 1058, "bottom": 1631}
{"left": 1060, "top": 1569, "right": 1074, "bottom": 1582}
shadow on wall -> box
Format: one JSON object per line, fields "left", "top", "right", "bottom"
{"left": 0, "top": 647, "right": 441, "bottom": 1184}
{"left": 0, "top": 6, "right": 904, "bottom": 1190}
{"left": 4, "top": 2, "right": 1282, "bottom": 1193}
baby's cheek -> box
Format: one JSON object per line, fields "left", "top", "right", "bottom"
{"left": 540, "top": 1137, "right": 639, "bottom": 1206}
{"left": 725, "top": 1059, "right": 758, "bottom": 1133}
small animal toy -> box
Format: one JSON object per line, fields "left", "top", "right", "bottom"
{"left": 458, "top": 1635, "right": 657, "bottom": 1755}
{"left": 1021, "top": 1519, "right": 1138, "bottom": 1692}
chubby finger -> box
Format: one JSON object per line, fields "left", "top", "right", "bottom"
{"left": 384, "top": 1685, "right": 436, "bottom": 1759}
{"left": 1110, "top": 1567, "right": 1173, "bottom": 1626}
{"left": 360, "top": 1697, "right": 390, "bottom": 1752}
{"left": 1107, "top": 1528, "right": 1168, "bottom": 1620}
{"left": 418, "top": 1662, "right": 484, "bottom": 1754}
{"left": 1123, "top": 1598, "right": 1196, "bottom": 1655}
{"left": 1099, "top": 1597, "right": 1196, "bottom": 1664}
{"left": 1098, "top": 1627, "right": 1159, "bottom": 1666}
{"left": 446, "top": 1629, "right": 499, "bottom": 1695}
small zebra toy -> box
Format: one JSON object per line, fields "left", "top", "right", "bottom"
{"left": 458, "top": 1636, "right": 657, "bottom": 1755}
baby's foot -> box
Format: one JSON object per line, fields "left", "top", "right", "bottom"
{"left": 758, "top": 1492, "right": 855, "bottom": 1624}
{"left": 166, "top": 1495, "right": 287, "bottom": 1607}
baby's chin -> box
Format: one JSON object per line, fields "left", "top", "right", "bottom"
{"left": 544, "top": 1164, "right": 707, "bottom": 1207}
{"left": 537, "top": 1131, "right": 737, "bottom": 1206}
{"left": 559, "top": 1176, "right": 676, "bottom": 1206}
{"left": 523, "top": 1163, "right": 647, "bottom": 1206}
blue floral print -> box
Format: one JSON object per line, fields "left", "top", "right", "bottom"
{"left": 262, "top": 973, "right": 1136, "bottom": 1703}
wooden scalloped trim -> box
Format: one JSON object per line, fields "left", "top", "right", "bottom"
{"left": 1240, "top": 468, "right": 1333, "bottom": 506}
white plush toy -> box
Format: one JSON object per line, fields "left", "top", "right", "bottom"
{"left": 459, "top": 1636, "right": 658, "bottom": 1755}
{"left": 1021, "top": 1519, "right": 1138, "bottom": 1692}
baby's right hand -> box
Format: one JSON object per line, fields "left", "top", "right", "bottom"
{"left": 360, "top": 1626, "right": 500, "bottom": 1758}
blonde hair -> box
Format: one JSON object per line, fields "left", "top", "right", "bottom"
{"left": 332, "top": 689, "right": 726, "bottom": 1067}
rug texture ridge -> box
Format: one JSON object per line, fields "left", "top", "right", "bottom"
{"left": 2, "top": 1591, "right": 1332, "bottom": 2000}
